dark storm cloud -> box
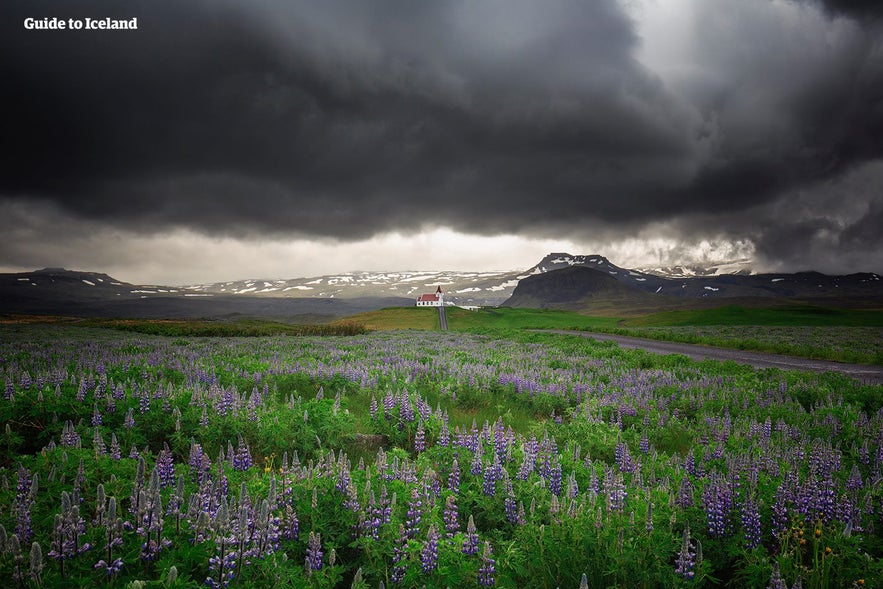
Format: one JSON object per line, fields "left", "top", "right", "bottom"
{"left": 810, "top": 0, "right": 883, "bottom": 17}
{"left": 2, "top": 0, "right": 882, "bottom": 270}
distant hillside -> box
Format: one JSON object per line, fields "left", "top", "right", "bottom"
{"left": 175, "top": 252, "right": 766, "bottom": 307}
{"left": 502, "top": 266, "right": 642, "bottom": 308}
{"left": 502, "top": 261, "right": 883, "bottom": 314}
{"left": 0, "top": 268, "right": 410, "bottom": 321}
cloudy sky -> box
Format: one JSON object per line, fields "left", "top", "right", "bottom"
{"left": 2, "top": 0, "right": 882, "bottom": 284}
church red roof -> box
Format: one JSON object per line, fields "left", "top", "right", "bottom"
{"left": 417, "top": 293, "right": 440, "bottom": 302}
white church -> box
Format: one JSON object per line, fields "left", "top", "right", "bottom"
{"left": 416, "top": 286, "right": 444, "bottom": 307}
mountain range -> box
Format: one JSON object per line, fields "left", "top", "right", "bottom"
{"left": 1, "top": 254, "right": 880, "bottom": 320}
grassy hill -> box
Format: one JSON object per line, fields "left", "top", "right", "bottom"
{"left": 337, "top": 306, "right": 621, "bottom": 331}
{"left": 622, "top": 305, "right": 883, "bottom": 327}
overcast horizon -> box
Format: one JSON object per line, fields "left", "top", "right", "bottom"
{"left": 3, "top": 0, "right": 882, "bottom": 285}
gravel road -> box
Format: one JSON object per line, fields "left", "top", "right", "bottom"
{"left": 539, "top": 330, "right": 883, "bottom": 384}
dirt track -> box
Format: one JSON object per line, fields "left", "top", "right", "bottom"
{"left": 540, "top": 330, "right": 883, "bottom": 384}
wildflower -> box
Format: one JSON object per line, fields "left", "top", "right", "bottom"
{"left": 443, "top": 495, "right": 459, "bottom": 538}
{"left": 415, "top": 420, "right": 426, "bottom": 453}
{"left": 477, "top": 541, "right": 495, "bottom": 587}
{"left": 603, "top": 468, "right": 627, "bottom": 513}
{"left": 463, "top": 515, "right": 479, "bottom": 555}
{"left": 232, "top": 436, "right": 252, "bottom": 471}
{"left": 156, "top": 444, "right": 175, "bottom": 487}
{"left": 109, "top": 433, "right": 121, "bottom": 460}
{"left": 405, "top": 487, "right": 422, "bottom": 539}
{"left": 675, "top": 524, "right": 696, "bottom": 580}
{"left": 306, "top": 531, "right": 322, "bottom": 572}
{"left": 447, "top": 459, "right": 461, "bottom": 493}
{"left": 767, "top": 562, "right": 786, "bottom": 589}
{"left": 391, "top": 524, "right": 408, "bottom": 584}
{"left": 421, "top": 524, "right": 439, "bottom": 574}
{"left": 741, "top": 496, "right": 762, "bottom": 549}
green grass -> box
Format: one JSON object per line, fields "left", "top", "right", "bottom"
{"left": 333, "top": 307, "right": 441, "bottom": 330}
{"left": 622, "top": 304, "right": 883, "bottom": 327}
{"left": 340, "top": 306, "right": 620, "bottom": 331}
{"left": 446, "top": 307, "right": 620, "bottom": 331}
{"left": 79, "top": 317, "right": 368, "bottom": 337}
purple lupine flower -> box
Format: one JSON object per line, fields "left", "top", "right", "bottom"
{"left": 684, "top": 449, "right": 704, "bottom": 478}
{"left": 13, "top": 466, "right": 36, "bottom": 542}
{"left": 447, "top": 459, "right": 461, "bottom": 493}
{"left": 48, "top": 492, "right": 91, "bottom": 578}
{"left": 306, "top": 531, "right": 322, "bottom": 572}
{"left": 139, "top": 392, "right": 150, "bottom": 413}
{"left": 771, "top": 484, "right": 789, "bottom": 538}
{"left": 674, "top": 524, "right": 696, "bottom": 580}
{"left": 741, "top": 496, "right": 762, "bottom": 549}
{"left": 405, "top": 487, "right": 422, "bottom": 539}
{"left": 360, "top": 492, "right": 382, "bottom": 540}
{"left": 471, "top": 443, "right": 484, "bottom": 476}
{"left": 443, "top": 495, "right": 459, "bottom": 538}
{"left": 702, "top": 474, "right": 733, "bottom": 538}
{"left": 95, "top": 496, "right": 124, "bottom": 580}
{"left": 138, "top": 476, "right": 169, "bottom": 563}
{"left": 248, "top": 499, "right": 280, "bottom": 561}
{"left": 483, "top": 455, "right": 502, "bottom": 497}
{"left": 846, "top": 465, "right": 863, "bottom": 491}
{"left": 383, "top": 391, "right": 395, "bottom": 420}
{"left": 566, "top": 471, "right": 579, "bottom": 499}
{"left": 123, "top": 408, "right": 135, "bottom": 429}
{"left": 505, "top": 491, "right": 519, "bottom": 524}
{"left": 391, "top": 524, "right": 408, "bottom": 584}
{"left": 604, "top": 468, "right": 627, "bottom": 513}
{"left": 399, "top": 393, "right": 415, "bottom": 423}
{"left": 282, "top": 501, "right": 299, "bottom": 541}
{"left": 767, "top": 563, "right": 787, "bottom": 589}
{"left": 109, "top": 433, "right": 121, "bottom": 460}
{"left": 463, "top": 515, "right": 479, "bottom": 555}
{"left": 369, "top": 396, "right": 378, "bottom": 418}
{"left": 492, "top": 418, "right": 508, "bottom": 461}
{"left": 477, "top": 541, "right": 496, "bottom": 587}
{"left": 379, "top": 485, "right": 392, "bottom": 524}
{"left": 421, "top": 524, "right": 439, "bottom": 574}
{"left": 206, "top": 501, "right": 236, "bottom": 589}
{"left": 515, "top": 436, "right": 537, "bottom": 481}
{"left": 438, "top": 418, "right": 450, "bottom": 447}
{"left": 548, "top": 460, "right": 562, "bottom": 497}
{"left": 414, "top": 421, "right": 426, "bottom": 453}
{"left": 60, "top": 420, "right": 80, "bottom": 448}
{"left": 232, "top": 436, "right": 253, "bottom": 471}
{"left": 675, "top": 476, "right": 693, "bottom": 509}
{"left": 189, "top": 442, "right": 211, "bottom": 485}
{"left": 156, "top": 445, "right": 175, "bottom": 488}
{"left": 615, "top": 441, "right": 634, "bottom": 473}
{"left": 91, "top": 404, "right": 102, "bottom": 426}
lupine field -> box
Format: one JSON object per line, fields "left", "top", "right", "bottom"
{"left": 1, "top": 325, "right": 882, "bottom": 588}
